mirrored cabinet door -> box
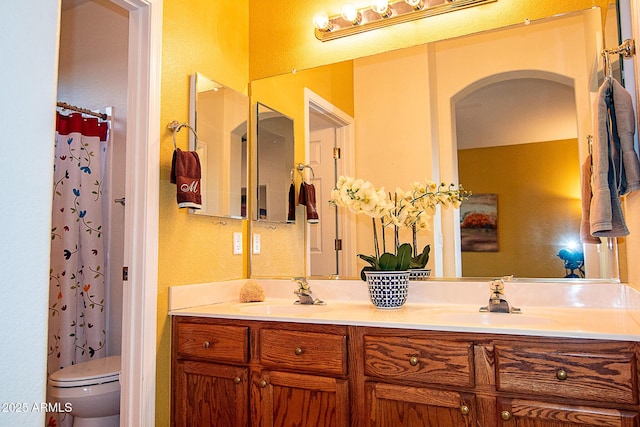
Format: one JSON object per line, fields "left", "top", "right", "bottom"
{"left": 254, "top": 102, "right": 295, "bottom": 223}
{"left": 189, "top": 72, "right": 249, "bottom": 219}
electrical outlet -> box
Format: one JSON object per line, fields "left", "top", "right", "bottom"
{"left": 253, "top": 234, "right": 261, "bottom": 254}
{"left": 233, "top": 232, "right": 242, "bottom": 255}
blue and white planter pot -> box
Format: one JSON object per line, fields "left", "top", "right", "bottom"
{"left": 409, "top": 268, "right": 431, "bottom": 281}
{"left": 364, "top": 271, "right": 410, "bottom": 309}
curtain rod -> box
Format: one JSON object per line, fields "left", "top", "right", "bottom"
{"left": 56, "top": 101, "right": 108, "bottom": 120}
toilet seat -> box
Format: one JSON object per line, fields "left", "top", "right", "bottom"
{"left": 49, "top": 355, "right": 120, "bottom": 388}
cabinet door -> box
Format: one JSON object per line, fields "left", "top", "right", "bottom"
{"left": 366, "top": 382, "right": 476, "bottom": 427}
{"left": 497, "top": 398, "right": 639, "bottom": 427}
{"left": 252, "top": 370, "right": 350, "bottom": 427}
{"left": 173, "top": 360, "right": 249, "bottom": 427}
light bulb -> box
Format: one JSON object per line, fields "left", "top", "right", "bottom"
{"left": 341, "top": 4, "right": 361, "bottom": 24}
{"left": 405, "top": 0, "right": 424, "bottom": 9}
{"left": 371, "top": 0, "right": 391, "bottom": 17}
{"left": 313, "top": 11, "right": 332, "bottom": 31}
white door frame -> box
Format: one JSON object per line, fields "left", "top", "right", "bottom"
{"left": 304, "top": 88, "right": 355, "bottom": 277}
{"left": 109, "top": 0, "right": 161, "bottom": 425}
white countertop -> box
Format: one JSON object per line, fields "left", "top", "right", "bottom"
{"left": 169, "top": 279, "right": 640, "bottom": 341}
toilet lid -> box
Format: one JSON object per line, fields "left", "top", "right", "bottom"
{"left": 49, "top": 355, "right": 120, "bottom": 387}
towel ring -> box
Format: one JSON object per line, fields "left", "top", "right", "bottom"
{"left": 168, "top": 120, "right": 199, "bottom": 150}
{"left": 296, "top": 163, "right": 315, "bottom": 181}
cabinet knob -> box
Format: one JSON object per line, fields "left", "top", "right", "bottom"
{"left": 501, "top": 410, "right": 512, "bottom": 421}
{"left": 234, "top": 376, "right": 242, "bottom": 384}
{"left": 409, "top": 356, "right": 419, "bottom": 366}
{"left": 203, "top": 341, "right": 210, "bottom": 349}
{"left": 556, "top": 369, "right": 568, "bottom": 381}
{"left": 259, "top": 380, "right": 268, "bottom": 388}
{"left": 294, "top": 347, "right": 303, "bottom": 356}
{"left": 459, "top": 405, "right": 470, "bottom": 415}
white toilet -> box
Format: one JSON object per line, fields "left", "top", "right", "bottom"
{"left": 48, "top": 355, "right": 121, "bottom": 427}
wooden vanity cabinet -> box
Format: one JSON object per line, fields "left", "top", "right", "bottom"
{"left": 172, "top": 319, "right": 250, "bottom": 426}
{"left": 492, "top": 339, "right": 640, "bottom": 427}
{"left": 171, "top": 316, "right": 350, "bottom": 427}
{"left": 496, "top": 398, "right": 638, "bottom": 427}
{"left": 173, "top": 360, "right": 249, "bottom": 426}
{"left": 355, "top": 328, "right": 480, "bottom": 427}
{"left": 251, "top": 326, "right": 350, "bottom": 426}
{"left": 353, "top": 328, "right": 640, "bottom": 427}
{"left": 172, "top": 317, "right": 640, "bottom": 427}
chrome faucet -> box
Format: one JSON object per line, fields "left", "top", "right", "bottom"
{"left": 479, "top": 275, "right": 521, "bottom": 314}
{"left": 292, "top": 277, "right": 325, "bottom": 305}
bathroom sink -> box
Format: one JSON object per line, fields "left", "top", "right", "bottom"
{"left": 419, "top": 308, "right": 555, "bottom": 326}
{"left": 233, "top": 301, "right": 332, "bottom": 316}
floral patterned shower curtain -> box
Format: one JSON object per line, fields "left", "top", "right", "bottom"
{"left": 47, "top": 112, "right": 108, "bottom": 427}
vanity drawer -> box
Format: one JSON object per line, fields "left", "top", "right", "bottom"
{"left": 260, "top": 329, "right": 348, "bottom": 376}
{"left": 363, "top": 335, "right": 474, "bottom": 388}
{"left": 495, "top": 344, "right": 637, "bottom": 404}
{"left": 176, "top": 322, "right": 249, "bottom": 364}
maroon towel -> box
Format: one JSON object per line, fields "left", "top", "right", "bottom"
{"left": 298, "top": 182, "right": 306, "bottom": 206}
{"left": 287, "top": 183, "right": 296, "bottom": 223}
{"left": 299, "top": 182, "right": 319, "bottom": 224}
{"left": 171, "top": 148, "right": 202, "bottom": 209}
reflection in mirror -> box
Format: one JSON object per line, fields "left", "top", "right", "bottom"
{"left": 456, "top": 76, "right": 582, "bottom": 278}
{"left": 189, "top": 72, "right": 248, "bottom": 218}
{"left": 255, "top": 103, "right": 295, "bottom": 223}
{"left": 249, "top": 5, "right": 628, "bottom": 281}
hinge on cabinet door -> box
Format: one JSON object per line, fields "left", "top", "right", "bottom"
{"left": 333, "top": 147, "right": 341, "bottom": 160}
{"left": 335, "top": 239, "right": 343, "bottom": 251}
{"left": 122, "top": 266, "right": 129, "bottom": 281}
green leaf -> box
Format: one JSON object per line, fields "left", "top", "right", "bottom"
{"left": 360, "top": 266, "right": 376, "bottom": 281}
{"left": 357, "top": 254, "right": 379, "bottom": 269}
{"left": 396, "top": 243, "right": 412, "bottom": 270}
{"left": 378, "top": 252, "right": 399, "bottom": 271}
{"left": 410, "top": 244, "right": 431, "bottom": 268}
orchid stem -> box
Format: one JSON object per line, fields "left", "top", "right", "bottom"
{"left": 372, "top": 217, "right": 380, "bottom": 259}
{"left": 394, "top": 192, "right": 399, "bottom": 252}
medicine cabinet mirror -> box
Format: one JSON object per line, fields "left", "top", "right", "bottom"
{"left": 254, "top": 102, "right": 295, "bottom": 223}
{"left": 189, "top": 72, "right": 248, "bottom": 219}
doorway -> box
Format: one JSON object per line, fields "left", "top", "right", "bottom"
{"left": 304, "top": 89, "right": 355, "bottom": 277}
{"left": 56, "top": 0, "right": 161, "bottom": 425}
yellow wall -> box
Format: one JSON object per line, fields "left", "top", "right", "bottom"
{"left": 458, "top": 140, "right": 582, "bottom": 278}
{"left": 156, "top": 0, "right": 249, "bottom": 424}
{"left": 248, "top": 0, "right": 608, "bottom": 80}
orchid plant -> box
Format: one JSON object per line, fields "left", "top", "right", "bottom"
{"left": 329, "top": 175, "right": 469, "bottom": 280}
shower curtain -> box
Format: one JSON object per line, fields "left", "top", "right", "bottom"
{"left": 47, "top": 112, "right": 108, "bottom": 427}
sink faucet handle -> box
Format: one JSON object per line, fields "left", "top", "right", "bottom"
{"left": 490, "top": 279, "right": 504, "bottom": 294}
{"left": 292, "top": 277, "right": 310, "bottom": 290}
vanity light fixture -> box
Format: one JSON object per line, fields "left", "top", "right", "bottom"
{"left": 371, "top": 0, "right": 392, "bottom": 18}
{"left": 341, "top": 4, "right": 362, "bottom": 25}
{"left": 405, "top": 0, "right": 424, "bottom": 10}
{"left": 313, "top": 0, "right": 497, "bottom": 42}
{"left": 312, "top": 11, "right": 333, "bottom": 32}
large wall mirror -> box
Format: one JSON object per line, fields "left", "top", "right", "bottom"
{"left": 254, "top": 103, "right": 295, "bottom": 223}
{"left": 189, "top": 72, "right": 249, "bottom": 219}
{"left": 249, "top": 3, "right": 631, "bottom": 281}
